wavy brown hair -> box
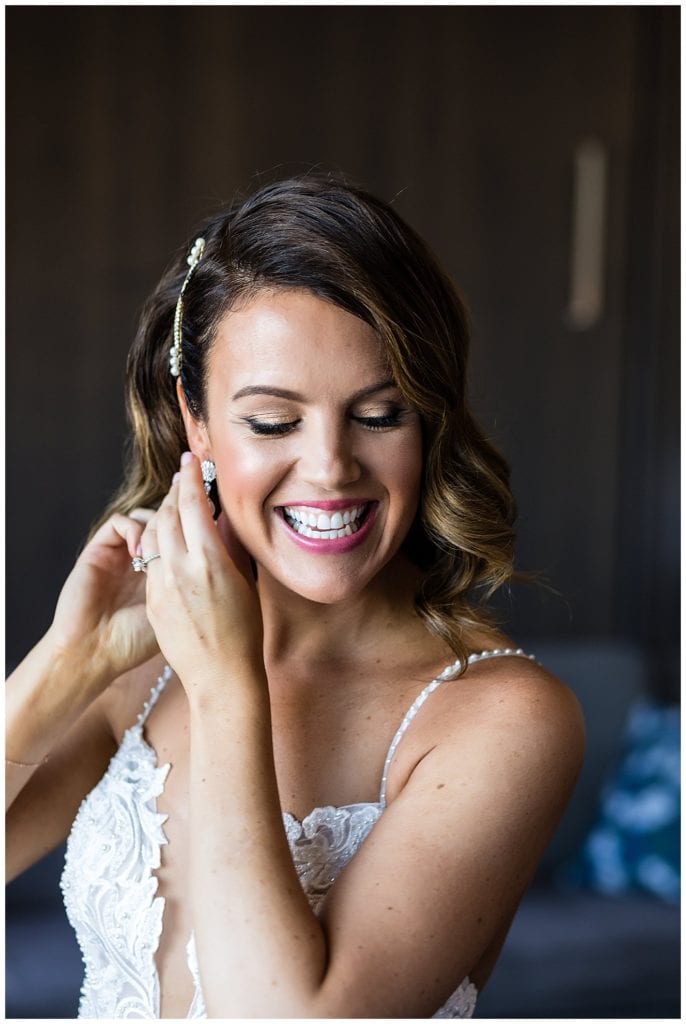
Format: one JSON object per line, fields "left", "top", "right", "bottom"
{"left": 94, "top": 172, "right": 517, "bottom": 673}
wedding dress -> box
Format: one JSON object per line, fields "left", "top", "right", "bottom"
{"left": 61, "top": 648, "right": 534, "bottom": 1018}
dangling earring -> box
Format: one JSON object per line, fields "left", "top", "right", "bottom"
{"left": 201, "top": 459, "right": 217, "bottom": 496}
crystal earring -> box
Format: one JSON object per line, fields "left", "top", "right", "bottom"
{"left": 201, "top": 459, "right": 217, "bottom": 497}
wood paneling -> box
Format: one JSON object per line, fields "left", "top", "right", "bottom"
{"left": 7, "top": 7, "right": 679, "bottom": 694}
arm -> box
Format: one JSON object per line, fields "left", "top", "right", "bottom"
{"left": 187, "top": 665, "right": 583, "bottom": 1018}
{"left": 6, "top": 673, "right": 117, "bottom": 881}
{"left": 144, "top": 456, "right": 585, "bottom": 1018}
{"left": 312, "top": 669, "right": 585, "bottom": 1016}
{"left": 6, "top": 508, "right": 158, "bottom": 871}
{"left": 6, "top": 630, "right": 113, "bottom": 811}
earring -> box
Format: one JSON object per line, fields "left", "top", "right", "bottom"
{"left": 201, "top": 459, "right": 217, "bottom": 497}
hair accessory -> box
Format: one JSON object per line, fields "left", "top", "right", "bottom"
{"left": 170, "top": 237, "right": 206, "bottom": 377}
{"left": 132, "top": 552, "right": 161, "bottom": 573}
{"left": 201, "top": 459, "right": 217, "bottom": 496}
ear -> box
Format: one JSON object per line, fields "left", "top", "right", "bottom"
{"left": 176, "top": 379, "right": 211, "bottom": 460}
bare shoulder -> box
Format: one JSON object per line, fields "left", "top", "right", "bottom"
{"left": 416, "top": 653, "right": 586, "bottom": 810}
{"left": 471, "top": 654, "right": 584, "bottom": 749}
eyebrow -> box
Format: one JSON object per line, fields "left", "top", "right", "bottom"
{"left": 232, "top": 378, "right": 399, "bottom": 403}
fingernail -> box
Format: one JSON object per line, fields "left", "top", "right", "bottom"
{"left": 136, "top": 543, "right": 143, "bottom": 557}
{"left": 173, "top": 472, "right": 181, "bottom": 484}
{"left": 181, "top": 451, "right": 194, "bottom": 466}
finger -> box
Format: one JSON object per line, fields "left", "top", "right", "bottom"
{"left": 139, "top": 517, "right": 160, "bottom": 563}
{"left": 177, "top": 452, "right": 217, "bottom": 552}
{"left": 128, "top": 507, "right": 155, "bottom": 527}
{"left": 89, "top": 512, "right": 153, "bottom": 559}
{"left": 155, "top": 474, "right": 188, "bottom": 559}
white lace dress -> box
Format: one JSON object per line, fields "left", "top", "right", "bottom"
{"left": 60, "top": 648, "right": 534, "bottom": 1018}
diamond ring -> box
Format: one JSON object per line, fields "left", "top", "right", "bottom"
{"left": 131, "top": 553, "right": 161, "bottom": 573}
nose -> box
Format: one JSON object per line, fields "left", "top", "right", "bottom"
{"left": 298, "top": 419, "right": 362, "bottom": 491}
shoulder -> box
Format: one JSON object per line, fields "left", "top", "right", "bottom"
{"left": 403, "top": 653, "right": 586, "bottom": 814}
{"left": 460, "top": 652, "right": 585, "bottom": 739}
{"left": 464, "top": 654, "right": 583, "bottom": 767}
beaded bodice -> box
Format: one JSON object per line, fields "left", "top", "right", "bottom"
{"left": 61, "top": 648, "right": 534, "bottom": 1018}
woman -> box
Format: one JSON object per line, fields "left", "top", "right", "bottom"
{"left": 6, "top": 173, "right": 584, "bottom": 1019}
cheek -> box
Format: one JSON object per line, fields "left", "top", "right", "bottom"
{"left": 386, "top": 429, "right": 423, "bottom": 503}
{"left": 214, "top": 440, "right": 286, "bottom": 509}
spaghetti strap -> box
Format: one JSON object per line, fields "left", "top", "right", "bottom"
{"left": 134, "top": 664, "right": 173, "bottom": 729}
{"left": 378, "top": 648, "right": 536, "bottom": 808}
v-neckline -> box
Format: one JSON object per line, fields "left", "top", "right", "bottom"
{"left": 127, "top": 721, "right": 386, "bottom": 1018}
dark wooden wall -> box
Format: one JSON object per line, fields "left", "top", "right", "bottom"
{"left": 7, "top": 7, "right": 679, "bottom": 696}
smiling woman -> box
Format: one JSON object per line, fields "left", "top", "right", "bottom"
{"left": 6, "top": 172, "right": 584, "bottom": 1019}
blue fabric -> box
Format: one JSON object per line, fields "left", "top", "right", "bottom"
{"left": 559, "top": 699, "right": 680, "bottom": 904}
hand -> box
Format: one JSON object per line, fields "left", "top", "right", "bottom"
{"left": 140, "top": 454, "right": 265, "bottom": 696}
{"left": 49, "top": 508, "right": 160, "bottom": 693}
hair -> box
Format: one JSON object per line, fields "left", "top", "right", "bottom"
{"left": 94, "top": 171, "right": 517, "bottom": 673}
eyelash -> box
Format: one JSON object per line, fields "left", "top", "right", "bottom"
{"left": 244, "top": 411, "right": 405, "bottom": 437}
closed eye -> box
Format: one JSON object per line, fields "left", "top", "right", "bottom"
{"left": 354, "top": 411, "right": 405, "bottom": 430}
{"left": 243, "top": 408, "right": 407, "bottom": 438}
{"left": 244, "top": 418, "right": 299, "bottom": 437}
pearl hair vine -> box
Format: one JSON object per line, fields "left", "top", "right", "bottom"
{"left": 169, "top": 237, "right": 206, "bottom": 378}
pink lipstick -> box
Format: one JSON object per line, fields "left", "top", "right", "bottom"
{"left": 275, "top": 501, "right": 378, "bottom": 554}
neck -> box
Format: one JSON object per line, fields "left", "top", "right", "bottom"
{"left": 256, "top": 552, "right": 427, "bottom": 673}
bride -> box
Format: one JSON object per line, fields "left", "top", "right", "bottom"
{"left": 6, "top": 172, "right": 584, "bottom": 1018}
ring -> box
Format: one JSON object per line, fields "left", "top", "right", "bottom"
{"left": 131, "top": 553, "right": 161, "bottom": 573}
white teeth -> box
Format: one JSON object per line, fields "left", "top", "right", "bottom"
{"left": 281, "top": 502, "right": 371, "bottom": 541}
{"left": 281, "top": 511, "right": 364, "bottom": 540}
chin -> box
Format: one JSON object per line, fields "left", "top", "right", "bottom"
{"left": 260, "top": 559, "right": 381, "bottom": 606}
{"left": 293, "top": 576, "right": 374, "bottom": 606}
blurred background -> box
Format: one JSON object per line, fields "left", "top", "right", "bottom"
{"left": 6, "top": 5, "right": 680, "bottom": 1019}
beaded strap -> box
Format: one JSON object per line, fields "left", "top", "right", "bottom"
{"left": 378, "top": 648, "right": 535, "bottom": 808}
{"left": 135, "top": 665, "right": 173, "bottom": 728}
{"left": 138, "top": 651, "right": 535, "bottom": 805}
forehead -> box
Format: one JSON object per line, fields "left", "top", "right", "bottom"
{"left": 208, "top": 288, "right": 390, "bottom": 394}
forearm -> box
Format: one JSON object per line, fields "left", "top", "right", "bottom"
{"left": 187, "top": 668, "right": 328, "bottom": 1017}
{"left": 5, "top": 629, "right": 110, "bottom": 809}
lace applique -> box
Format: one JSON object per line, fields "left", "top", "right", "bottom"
{"left": 434, "top": 977, "right": 479, "bottom": 1018}
{"left": 283, "top": 803, "right": 383, "bottom": 912}
{"left": 185, "top": 933, "right": 206, "bottom": 1019}
{"left": 60, "top": 723, "right": 171, "bottom": 1018}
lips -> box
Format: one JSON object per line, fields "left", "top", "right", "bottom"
{"left": 275, "top": 501, "right": 378, "bottom": 552}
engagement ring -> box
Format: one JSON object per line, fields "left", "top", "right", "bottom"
{"left": 131, "top": 553, "right": 161, "bottom": 573}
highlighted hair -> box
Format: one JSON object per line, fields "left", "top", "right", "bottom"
{"left": 94, "top": 172, "right": 517, "bottom": 671}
